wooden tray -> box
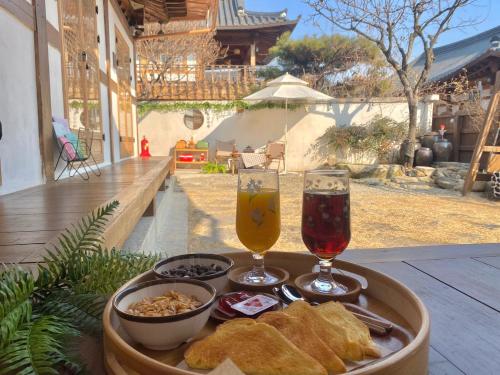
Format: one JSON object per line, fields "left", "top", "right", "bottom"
{"left": 103, "top": 252, "right": 430, "bottom": 375}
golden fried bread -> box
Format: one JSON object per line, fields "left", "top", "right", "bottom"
{"left": 258, "top": 311, "right": 346, "bottom": 374}
{"left": 316, "top": 302, "right": 381, "bottom": 358}
{"left": 284, "top": 300, "right": 364, "bottom": 361}
{"left": 184, "top": 318, "right": 327, "bottom": 375}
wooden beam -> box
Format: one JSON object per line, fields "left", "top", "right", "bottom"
{"left": 104, "top": 0, "right": 116, "bottom": 164}
{"left": 482, "top": 146, "right": 500, "bottom": 153}
{"left": 0, "top": 0, "right": 34, "bottom": 30}
{"left": 109, "top": 0, "right": 133, "bottom": 39}
{"left": 250, "top": 38, "right": 256, "bottom": 66}
{"left": 46, "top": 22, "right": 60, "bottom": 50}
{"left": 32, "top": 0, "right": 54, "bottom": 182}
{"left": 462, "top": 91, "right": 500, "bottom": 195}
{"left": 134, "top": 27, "right": 213, "bottom": 40}
{"left": 487, "top": 154, "right": 500, "bottom": 173}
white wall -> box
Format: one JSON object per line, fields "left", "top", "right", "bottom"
{"left": 0, "top": 9, "right": 43, "bottom": 195}
{"left": 139, "top": 99, "right": 435, "bottom": 171}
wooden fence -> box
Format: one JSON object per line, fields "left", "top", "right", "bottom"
{"left": 136, "top": 63, "right": 265, "bottom": 101}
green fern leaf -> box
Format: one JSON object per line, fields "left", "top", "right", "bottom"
{"left": 0, "top": 267, "right": 34, "bottom": 347}
{"left": 0, "top": 315, "right": 80, "bottom": 375}
{"left": 72, "top": 247, "right": 159, "bottom": 295}
{"left": 35, "top": 291, "right": 106, "bottom": 336}
{"left": 35, "top": 201, "right": 119, "bottom": 292}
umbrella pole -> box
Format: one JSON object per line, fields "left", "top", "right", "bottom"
{"left": 284, "top": 99, "right": 288, "bottom": 174}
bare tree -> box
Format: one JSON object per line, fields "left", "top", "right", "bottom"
{"left": 306, "top": 0, "right": 477, "bottom": 167}
{"left": 424, "top": 70, "right": 487, "bottom": 131}
{"left": 136, "top": 21, "right": 224, "bottom": 99}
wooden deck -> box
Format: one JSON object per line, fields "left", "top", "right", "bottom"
{"left": 342, "top": 243, "right": 500, "bottom": 374}
{"left": 0, "top": 157, "right": 171, "bottom": 266}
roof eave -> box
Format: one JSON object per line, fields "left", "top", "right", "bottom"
{"left": 429, "top": 49, "right": 500, "bottom": 83}
{"left": 216, "top": 19, "right": 298, "bottom": 31}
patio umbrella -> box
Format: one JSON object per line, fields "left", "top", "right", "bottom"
{"left": 244, "top": 73, "right": 333, "bottom": 172}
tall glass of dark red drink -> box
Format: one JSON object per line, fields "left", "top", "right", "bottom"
{"left": 301, "top": 170, "right": 350, "bottom": 294}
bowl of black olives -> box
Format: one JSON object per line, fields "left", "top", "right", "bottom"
{"left": 153, "top": 254, "right": 234, "bottom": 295}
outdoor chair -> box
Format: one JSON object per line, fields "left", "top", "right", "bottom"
{"left": 52, "top": 117, "right": 101, "bottom": 181}
{"left": 265, "top": 142, "right": 285, "bottom": 171}
{"left": 215, "top": 139, "right": 236, "bottom": 166}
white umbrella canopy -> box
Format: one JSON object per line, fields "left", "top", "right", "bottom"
{"left": 244, "top": 73, "right": 333, "bottom": 103}
{"left": 244, "top": 73, "right": 334, "bottom": 172}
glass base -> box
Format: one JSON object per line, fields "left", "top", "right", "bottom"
{"left": 239, "top": 270, "right": 279, "bottom": 285}
{"left": 309, "top": 278, "right": 348, "bottom": 295}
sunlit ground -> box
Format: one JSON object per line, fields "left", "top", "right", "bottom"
{"left": 176, "top": 173, "right": 500, "bottom": 253}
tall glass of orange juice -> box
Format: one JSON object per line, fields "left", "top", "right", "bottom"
{"left": 236, "top": 169, "right": 280, "bottom": 284}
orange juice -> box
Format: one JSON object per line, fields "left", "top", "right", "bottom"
{"left": 236, "top": 189, "right": 280, "bottom": 253}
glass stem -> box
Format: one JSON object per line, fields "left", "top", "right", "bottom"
{"left": 251, "top": 253, "right": 266, "bottom": 278}
{"left": 317, "top": 259, "right": 334, "bottom": 284}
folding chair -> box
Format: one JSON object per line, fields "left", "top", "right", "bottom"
{"left": 53, "top": 118, "right": 101, "bottom": 181}
{"left": 215, "top": 139, "right": 236, "bottom": 166}
{"left": 265, "top": 142, "right": 285, "bottom": 171}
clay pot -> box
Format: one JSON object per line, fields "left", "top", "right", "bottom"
{"left": 432, "top": 139, "right": 453, "bottom": 162}
{"left": 399, "top": 140, "right": 422, "bottom": 164}
{"left": 422, "top": 132, "right": 440, "bottom": 149}
{"left": 415, "top": 147, "right": 433, "bottom": 166}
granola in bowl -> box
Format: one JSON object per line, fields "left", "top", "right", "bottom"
{"left": 127, "top": 290, "right": 202, "bottom": 317}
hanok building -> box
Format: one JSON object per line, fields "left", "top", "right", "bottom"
{"left": 412, "top": 25, "right": 500, "bottom": 165}
{"left": 0, "top": 0, "right": 213, "bottom": 196}
{"left": 215, "top": 0, "right": 299, "bottom": 66}
{"left": 135, "top": 0, "right": 298, "bottom": 101}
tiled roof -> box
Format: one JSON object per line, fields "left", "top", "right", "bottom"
{"left": 217, "top": 0, "right": 298, "bottom": 30}
{"left": 412, "top": 25, "right": 500, "bottom": 82}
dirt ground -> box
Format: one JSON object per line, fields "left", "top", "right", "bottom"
{"left": 176, "top": 173, "right": 500, "bottom": 253}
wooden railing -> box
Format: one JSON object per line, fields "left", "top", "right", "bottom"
{"left": 136, "top": 63, "right": 265, "bottom": 101}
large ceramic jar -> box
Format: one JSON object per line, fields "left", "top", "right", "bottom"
{"left": 422, "top": 132, "right": 440, "bottom": 149}
{"left": 399, "top": 140, "right": 422, "bottom": 163}
{"left": 415, "top": 147, "right": 433, "bottom": 166}
{"left": 432, "top": 139, "right": 453, "bottom": 162}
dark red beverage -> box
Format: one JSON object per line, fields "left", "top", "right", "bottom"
{"left": 301, "top": 191, "right": 350, "bottom": 259}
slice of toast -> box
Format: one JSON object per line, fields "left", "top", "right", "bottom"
{"left": 185, "top": 318, "right": 327, "bottom": 375}
{"left": 258, "top": 311, "right": 346, "bottom": 374}
{"left": 284, "top": 300, "right": 364, "bottom": 361}
{"left": 316, "top": 302, "right": 381, "bottom": 358}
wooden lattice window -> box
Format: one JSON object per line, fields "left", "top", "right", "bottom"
{"left": 115, "top": 28, "right": 134, "bottom": 158}
{"left": 60, "top": 0, "right": 104, "bottom": 163}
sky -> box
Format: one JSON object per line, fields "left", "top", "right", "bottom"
{"left": 246, "top": 0, "right": 500, "bottom": 59}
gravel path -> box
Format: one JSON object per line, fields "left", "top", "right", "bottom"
{"left": 176, "top": 173, "right": 500, "bottom": 253}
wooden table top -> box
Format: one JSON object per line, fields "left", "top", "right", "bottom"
{"left": 340, "top": 242, "right": 500, "bottom": 374}
{"left": 85, "top": 243, "right": 500, "bottom": 374}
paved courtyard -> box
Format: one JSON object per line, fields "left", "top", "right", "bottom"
{"left": 175, "top": 173, "right": 500, "bottom": 253}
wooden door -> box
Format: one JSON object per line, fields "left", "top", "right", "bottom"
{"left": 60, "top": 0, "right": 104, "bottom": 162}
{"left": 115, "top": 28, "right": 134, "bottom": 158}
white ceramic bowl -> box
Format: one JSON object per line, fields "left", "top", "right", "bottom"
{"left": 113, "top": 279, "right": 216, "bottom": 350}
{"left": 153, "top": 254, "right": 234, "bottom": 295}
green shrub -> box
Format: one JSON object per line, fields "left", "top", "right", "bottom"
{"left": 202, "top": 162, "right": 227, "bottom": 174}
{"left": 313, "top": 115, "right": 407, "bottom": 162}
